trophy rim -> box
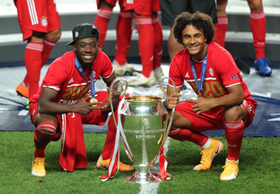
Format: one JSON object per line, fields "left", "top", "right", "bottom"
{"left": 125, "top": 95, "right": 162, "bottom": 102}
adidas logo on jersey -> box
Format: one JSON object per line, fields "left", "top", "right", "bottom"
{"left": 68, "top": 78, "right": 74, "bottom": 83}
{"left": 185, "top": 72, "right": 190, "bottom": 78}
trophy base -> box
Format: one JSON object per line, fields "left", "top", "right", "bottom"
{"left": 125, "top": 171, "right": 161, "bottom": 184}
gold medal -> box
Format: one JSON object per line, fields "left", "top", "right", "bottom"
{"left": 198, "top": 92, "right": 203, "bottom": 99}
{"left": 90, "top": 98, "right": 98, "bottom": 107}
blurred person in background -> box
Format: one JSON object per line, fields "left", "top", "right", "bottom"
{"left": 93, "top": 0, "right": 134, "bottom": 76}
{"left": 124, "top": 0, "right": 164, "bottom": 87}
{"left": 215, "top": 0, "right": 272, "bottom": 76}
{"left": 14, "top": 0, "right": 62, "bottom": 109}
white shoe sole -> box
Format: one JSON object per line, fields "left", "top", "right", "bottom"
{"left": 31, "top": 169, "right": 46, "bottom": 177}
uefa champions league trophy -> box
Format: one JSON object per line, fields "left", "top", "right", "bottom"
{"left": 109, "top": 76, "right": 176, "bottom": 184}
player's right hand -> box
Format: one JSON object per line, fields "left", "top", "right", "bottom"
{"left": 165, "top": 93, "right": 180, "bottom": 110}
{"left": 73, "top": 94, "right": 102, "bottom": 115}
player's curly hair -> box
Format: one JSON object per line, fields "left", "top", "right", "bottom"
{"left": 173, "top": 11, "right": 215, "bottom": 45}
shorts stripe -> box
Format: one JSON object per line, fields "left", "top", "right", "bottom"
{"left": 27, "top": 0, "right": 38, "bottom": 25}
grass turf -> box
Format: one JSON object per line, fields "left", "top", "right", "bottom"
{"left": 0, "top": 131, "right": 280, "bottom": 194}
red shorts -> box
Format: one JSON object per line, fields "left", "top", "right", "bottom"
{"left": 124, "top": 0, "right": 160, "bottom": 15}
{"left": 96, "top": 0, "right": 125, "bottom": 8}
{"left": 14, "top": 0, "right": 61, "bottom": 40}
{"left": 175, "top": 99, "right": 256, "bottom": 132}
{"left": 29, "top": 91, "right": 110, "bottom": 128}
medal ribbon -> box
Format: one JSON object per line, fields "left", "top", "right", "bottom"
{"left": 74, "top": 56, "right": 95, "bottom": 97}
{"left": 190, "top": 48, "right": 208, "bottom": 96}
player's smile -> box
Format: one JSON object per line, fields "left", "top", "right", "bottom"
{"left": 182, "top": 25, "right": 207, "bottom": 61}
{"left": 188, "top": 45, "right": 200, "bottom": 51}
{"left": 83, "top": 55, "right": 94, "bottom": 60}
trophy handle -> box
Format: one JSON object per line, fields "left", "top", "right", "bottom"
{"left": 109, "top": 78, "right": 133, "bottom": 161}
{"left": 109, "top": 77, "right": 128, "bottom": 127}
{"left": 157, "top": 76, "right": 176, "bottom": 146}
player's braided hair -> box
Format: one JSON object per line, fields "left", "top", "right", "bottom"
{"left": 173, "top": 11, "right": 215, "bottom": 45}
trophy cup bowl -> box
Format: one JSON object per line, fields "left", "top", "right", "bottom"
{"left": 109, "top": 77, "right": 176, "bottom": 184}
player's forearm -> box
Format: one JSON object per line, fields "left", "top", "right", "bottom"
{"left": 212, "top": 92, "right": 243, "bottom": 108}
{"left": 38, "top": 101, "right": 77, "bottom": 115}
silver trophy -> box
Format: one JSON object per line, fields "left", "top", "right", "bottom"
{"left": 109, "top": 77, "right": 176, "bottom": 184}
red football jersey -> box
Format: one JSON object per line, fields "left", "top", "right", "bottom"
{"left": 30, "top": 50, "right": 113, "bottom": 104}
{"left": 124, "top": 0, "right": 160, "bottom": 15}
{"left": 168, "top": 42, "right": 257, "bottom": 109}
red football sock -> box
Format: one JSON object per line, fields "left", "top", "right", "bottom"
{"left": 93, "top": 8, "right": 112, "bottom": 50}
{"left": 134, "top": 16, "right": 154, "bottom": 77}
{"left": 114, "top": 11, "right": 133, "bottom": 65}
{"left": 34, "top": 122, "right": 57, "bottom": 158}
{"left": 101, "top": 113, "right": 117, "bottom": 159}
{"left": 168, "top": 128, "right": 208, "bottom": 146}
{"left": 250, "top": 9, "right": 266, "bottom": 59}
{"left": 152, "top": 16, "right": 163, "bottom": 70}
{"left": 25, "top": 42, "right": 43, "bottom": 99}
{"left": 214, "top": 16, "right": 228, "bottom": 47}
{"left": 224, "top": 120, "right": 245, "bottom": 161}
{"left": 42, "top": 39, "right": 56, "bottom": 66}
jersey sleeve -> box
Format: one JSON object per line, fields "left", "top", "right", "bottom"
{"left": 168, "top": 53, "right": 185, "bottom": 88}
{"left": 99, "top": 52, "right": 113, "bottom": 78}
{"left": 215, "top": 50, "right": 241, "bottom": 88}
{"left": 42, "top": 60, "right": 69, "bottom": 91}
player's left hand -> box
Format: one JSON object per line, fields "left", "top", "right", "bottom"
{"left": 184, "top": 98, "right": 215, "bottom": 114}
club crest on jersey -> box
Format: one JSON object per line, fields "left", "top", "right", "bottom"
{"left": 40, "top": 16, "right": 48, "bottom": 27}
{"left": 209, "top": 67, "right": 214, "bottom": 76}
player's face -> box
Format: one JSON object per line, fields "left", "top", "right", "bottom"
{"left": 74, "top": 37, "right": 99, "bottom": 68}
{"left": 182, "top": 25, "right": 207, "bottom": 61}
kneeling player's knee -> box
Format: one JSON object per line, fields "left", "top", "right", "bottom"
{"left": 37, "top": 122, "right": 57, "bottom": 136}
{"left": 223, "top": 106, "right": 243, "bottom": 121}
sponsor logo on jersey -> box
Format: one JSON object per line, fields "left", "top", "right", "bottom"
{"left": 185, "top": 72, "right": 190, "bottom": 78}
{"left": 62, "top": 84, "right": 89, "bottom": 100}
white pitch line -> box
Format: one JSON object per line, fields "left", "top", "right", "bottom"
{"left": 0, "top": 107, "right": 9, "bottom": 113}
{"left": 139, "top": 137, "right": 170, "bottom": 194}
